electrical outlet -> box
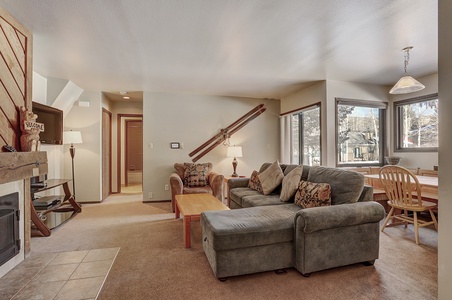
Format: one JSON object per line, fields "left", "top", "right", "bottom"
{"left": 165, "top": 184, "right": 169, "bottom": 191}
{"left": 148, "top": 192, "right": 153, "bottom": 199}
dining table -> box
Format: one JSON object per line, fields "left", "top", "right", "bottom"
{"left": 363, "top": 173, "right": 438, "bottom": 188}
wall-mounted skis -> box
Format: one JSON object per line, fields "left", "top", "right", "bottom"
{"left": 189, "top": 104, "right": 266, "bottom": 162}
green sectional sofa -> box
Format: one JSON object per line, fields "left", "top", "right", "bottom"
{"left": 200, "top": 163, "right": 385, "bottom": 279}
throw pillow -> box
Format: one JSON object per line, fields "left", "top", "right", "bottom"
{"left": 183, "top": 163, "right": 210, "bottom": 187}
{"left": 248, "top": 170, "right": 263, "bottom": 193}
{"left": 280, "top": 165, "right": 303, "bottom": 201}
{"left": 294, "top": 180, "right": 331, "bottom": 208}
{"left": 258, "top": 161, "right": 284, "bottom": 195}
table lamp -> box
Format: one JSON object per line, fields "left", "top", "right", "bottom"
{"left": 227, "top": 146, "right": 243, "bottom": 177}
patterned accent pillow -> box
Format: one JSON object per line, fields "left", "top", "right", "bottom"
{"left": 294, "top": 180, "right": 332, "bottom": 208}
{"left": 183, "top": 163, "right": 210, "bottom": 187}
{"left": 248, "top": 170, "right": 263, "bottom": 193}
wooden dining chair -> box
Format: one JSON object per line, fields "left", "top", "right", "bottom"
{"left": 379, "top": 165, "right": 438, "bottom": 245}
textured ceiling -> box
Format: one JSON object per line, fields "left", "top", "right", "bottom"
{"left": 0, "top": 0, "right": 437, "bottom": 99}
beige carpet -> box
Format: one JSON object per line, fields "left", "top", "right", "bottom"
{"left": 29, "top": 194, "right": 438, "bottom": 300}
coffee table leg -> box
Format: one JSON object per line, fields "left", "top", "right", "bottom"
{"left": 183, "top": 215, "right": 191, "bottom": 248}
{"left": 175, "top": 201, "right": 180, "bottom": 219}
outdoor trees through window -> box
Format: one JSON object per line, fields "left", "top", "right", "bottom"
{"left": 394, "top": 94, "right": 438, "bottom": 151}
{"left": 291, "top": 104, "right": 321, "bottom": 166}
{"left": 336, "top": 99, "right": 386, "bottom": 166}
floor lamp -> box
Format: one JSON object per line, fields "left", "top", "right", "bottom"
{"left": 64, "top": 131, "right": 83, "bottom": 199}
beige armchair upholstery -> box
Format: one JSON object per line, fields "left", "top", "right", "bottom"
{"left": 170, "top": 162, "right": 224, "bottom": 212}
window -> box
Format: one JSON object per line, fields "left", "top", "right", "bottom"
{"left": 394, "top": 94, "right": 438, "bottom": 152}
{"left": 336, "top": 98, "right": 386, "bottom": 166}
{"left": 291, "top": 104, "right": 321, "bottom": 166}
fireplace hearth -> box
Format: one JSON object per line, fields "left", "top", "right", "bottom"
{"left": 0, "top": 192, "right": 20, "bottom": 267}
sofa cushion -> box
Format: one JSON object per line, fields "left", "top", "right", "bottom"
{"left": 248, "top": 170, "right": 263, "bottom": 193}
{"left": 307, "top": 166, "right": 364, "bottom": 205}
{"left": 280, "top": 165, "right": 303, "bottom": 201}
{"left": 258, "top": 161, "right": 284, "bottom": 195}
{"left": 183, "top": 163, "right": 211, "bottom": 187}
{"left": 230, "top": 187, "right": 262, "bottom": 207}
{"left": 201, "top": 205, "right": 301, "bottom": 251}
{"left": 242, "top": 194, "right": 289, "bottom": 208}
{"left": 294, "top": 180, "right": 331, "bottom": 208}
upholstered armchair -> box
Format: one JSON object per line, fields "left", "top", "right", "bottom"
{"left": 169, "top": 162, "right": 224, "bottom": 212}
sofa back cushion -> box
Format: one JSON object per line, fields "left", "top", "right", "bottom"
{"left": 258, "top": 161, "right": 284, "bottom": 195}
{"left": 307, "top": 166, "right": 364, "bottom": 205}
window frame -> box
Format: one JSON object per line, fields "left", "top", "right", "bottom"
{"left": 394, "top": 93, "right": 438, "bottom": 153}
{"left": 335, "top": 98, "right": 387, "bottom": 167}
{"left": 288, "top": 102, "right": 322, "bottom": 166}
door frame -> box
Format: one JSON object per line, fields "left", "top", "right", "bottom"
{"left": 117, "top": 114, "right": 143, "bottom": 193}
{"left": 102, "top": 108, "right": 112, "bottom": 199}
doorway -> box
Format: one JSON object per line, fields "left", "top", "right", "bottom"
{"left": 117, "top": 114, "right": 143, "bottom": 194}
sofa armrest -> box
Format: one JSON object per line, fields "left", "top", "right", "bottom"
{"left": 294, "top": 202, "right": 385, "bottom": 234}
{"left": 209, "top": 172, "right": 224, "bottom": 201}
{"left": 169, "top": 173, "right": 183, "bottom": 212}
{"left": 228, "top": 178, "right": 250, "bottom": 190}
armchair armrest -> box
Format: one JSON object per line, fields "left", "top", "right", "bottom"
{"left": 294, "top": 202, "right": 385, "bottom": 234}
{"left": 209, "top": 172, "right": 224, "bottom": 202}
{"left": 170, "top": 173, "right": 183, "bottom": 212}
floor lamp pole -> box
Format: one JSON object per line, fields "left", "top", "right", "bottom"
{"left": 70, "top": 145, "right": 76, "bottom": 199}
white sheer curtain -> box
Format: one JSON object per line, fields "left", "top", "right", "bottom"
{"left": 280, "top": 114, "right": 292, "bottom": 164}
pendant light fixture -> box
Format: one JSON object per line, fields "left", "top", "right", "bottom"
{"left": 389, "top": 46, "right": 425, "bottom": 94}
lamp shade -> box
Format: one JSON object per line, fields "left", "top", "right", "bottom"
{"left": 227, "top": 146, "right": 243, "bottom": 158}
{"left": 389, "top": 75, "right": 425, "bottom": 94}
{"left": 63, "top": 131, "right": 83, "bottom": 145}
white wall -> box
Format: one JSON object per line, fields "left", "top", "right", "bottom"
{"left": 438, "top": 1, "right": 452, "bottom": 297}
{"left": 389, "top": 74, "right": 438, "bottom": 169}
{"left": 143, "top": 92, "right": 280, "bottom": 201}
{"left": 280, "top": 81, "right": 326, "bottom": 113}
{"left": 63, "top": 91, "right": 102, "bottom": 202}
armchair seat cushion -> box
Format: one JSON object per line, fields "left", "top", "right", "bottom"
{"left": 183, "top": 185, "right": 213, "bottom": 195}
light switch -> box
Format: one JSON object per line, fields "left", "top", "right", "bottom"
{"left": 148, "top": 143, "right": 153, "bottom": 149}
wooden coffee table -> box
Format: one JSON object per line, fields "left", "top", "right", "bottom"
{"left": 175, "top": 193, "right": 230, "bottom": 248}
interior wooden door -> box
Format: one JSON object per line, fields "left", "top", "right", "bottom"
{"left": 125, "top": 120, "right": 143, "bottom": 187}
{"left": 102, "top": 108, "right": 112, "bottom": 200}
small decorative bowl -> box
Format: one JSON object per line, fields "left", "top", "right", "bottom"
{"left": 385, "top": 156, "right": 401, "bottom": 165}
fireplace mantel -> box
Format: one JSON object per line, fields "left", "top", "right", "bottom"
{"left": 0, "top": 152, "right": 48, "bottom": 184}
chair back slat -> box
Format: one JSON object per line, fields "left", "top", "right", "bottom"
{"left": 379, "top": 165, "right": 423, "bottom": 208}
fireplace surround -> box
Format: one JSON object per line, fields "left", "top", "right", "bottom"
{"left": 0, "top": 152, "right": 48, "bottom": 278}
{"left": 0, "top": 192, "right": 20, "bottom": 267}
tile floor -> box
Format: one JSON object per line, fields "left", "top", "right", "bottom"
{"left": 0, "top": 247, "right": 119, "bottom": 300}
